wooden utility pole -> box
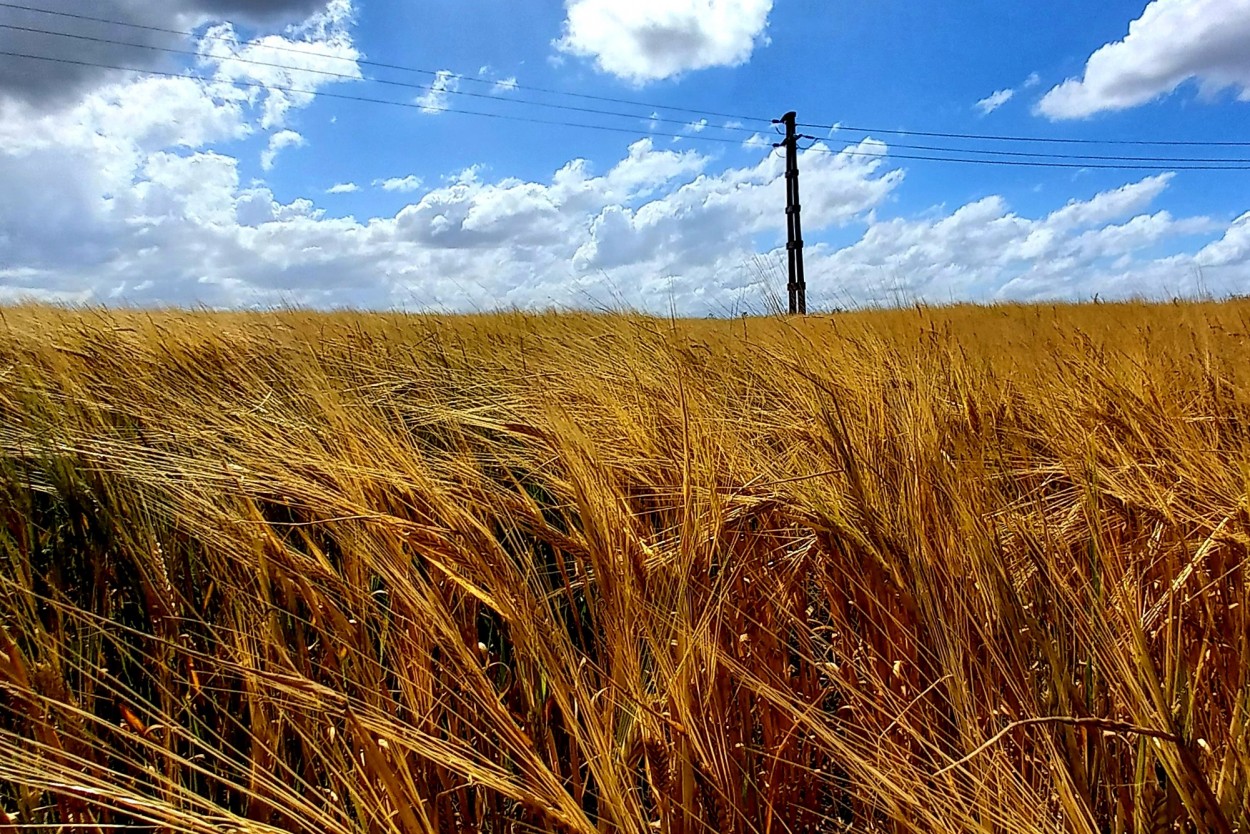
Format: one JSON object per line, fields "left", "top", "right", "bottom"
{"left": 774, "top": 111, "right": 806, "bottom": 315}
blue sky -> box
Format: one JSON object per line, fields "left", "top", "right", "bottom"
{"left": 1, "top": 0, "right": 1248, "bottom": 312}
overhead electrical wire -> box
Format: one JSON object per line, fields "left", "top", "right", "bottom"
{"left": 2, "top": 15, "right": 1250, "bottom": 167}
{"left": 0, "top": 21, "right": 767, "bottom": 134}
{"left": 3, "top": 1, "right": 1249, "bottom": 152}
{"left": 6, "top": 48, "right": 1250, "bottom": 172}
{"left": 0, "top": 0, "right": 766, "bottom": 124}
{"left": 12, "top": 20, "right": 1250, "bottom": 167}
{"left": 800, "top": 121, "right": 1250, "bottom": 149}
{"left": 0, "top": 49, "right": 754, "bottom": 145}
{"left": 792, "top": 134, "right": 1250, "bottom": 165}
{"left": 3, "top": 0, "right": 1250, "bottom": 150}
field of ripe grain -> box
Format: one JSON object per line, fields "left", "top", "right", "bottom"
{"left": 0, "top": 302, "right": 1247, "bottom": 833}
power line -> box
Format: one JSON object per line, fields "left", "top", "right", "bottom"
{"left": 5, "top": 23, "right": 1250, "bottom": 167}
{"left": 0, "top": 1, "right": 768, "bottom": 125}
{"left": 0, "top": 21, "right": 761, "bottom": 135}
{"left": 806, "top": 148, "right": 1250, "bottom": 170}
{"left": 4, "top": 49, "right": 1250, "bottom": 171}
{"left": 0, "top": 49, "right": 752, "bottom": 145}
{"left": 4, "top": 0, "right": 1249, "bottom": 151}
{"left": 794, "top": 134, "right": 1250, "bottom": 165}
{"left": 805, "top": 122, "right": 1250, "bottom": 149}
{"left": 888, "top": 142, "right": 1250, "bottom": 164}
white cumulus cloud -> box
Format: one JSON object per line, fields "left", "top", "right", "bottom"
{"left": 327, "top": 182, "right": 359, "bottom": 193}
{"left": 554, "top": 0, "right": 773, "bottom": 84}
{"left": 198, "top": 0, "right": 361, "bottom": 129}
{"left": 0, "top": 0, "right": 339, "bottom": 106}
{"left": 374, "top": 175, "right": 424, "bottom": 193}
{"left": 1196, "top": 211, "right": 1250, "bottom": 267}
{"left": 260, "top": 129, "right": 304, "bottom": 170}
{"left": 975, "top": 88, "right": 1015, "bottom": 115}
{"left": 1038, "top": 0, "right": 1250, "bottom": 120}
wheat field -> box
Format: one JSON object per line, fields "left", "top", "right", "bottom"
{"left": 0, "top": 301, "right": 1247, "bottom": 833}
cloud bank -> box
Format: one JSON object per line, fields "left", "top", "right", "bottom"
{"left": 0, "top": 0, "right": 348, "bottom": 105}
{"left": 1038, "top": 0, "right": 1250, "bottom": 119}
